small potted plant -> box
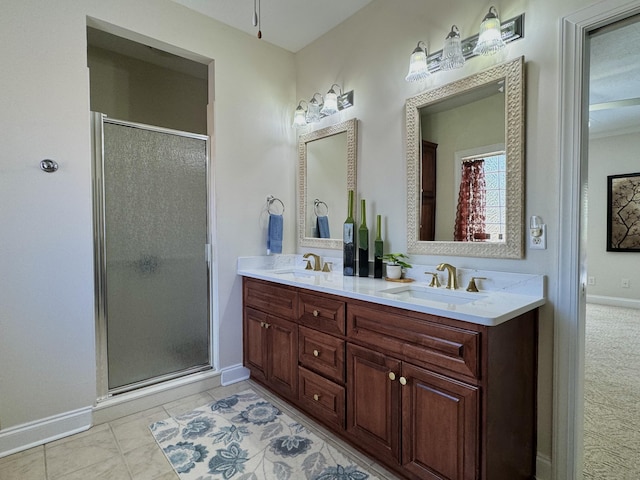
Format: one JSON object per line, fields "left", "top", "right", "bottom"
{"left": 382, "top": 253, "right": 412, "bottom": 279}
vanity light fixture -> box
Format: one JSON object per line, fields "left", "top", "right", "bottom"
{"left": 406, "top": 12, "right": 523, "bottom": 78}
{"left": 440, "top": 25, "right": 465, "bottom": 70}
{"left": 293, "top": 87, "right": 354, "bottom": 128}
{"left": 405, "top": 41, "right": 430, "bottom": 82}
{"left": 473, "top": 6, "right": 506, "bottom": 56}
{"left": 306, "top": 93, "right": 323, "bottom": 123}
{"left": 320, "top": 84, "right": 341, "bottom": 116}
{"left": 293, "top": 100, "right": 308, "bottom": 127}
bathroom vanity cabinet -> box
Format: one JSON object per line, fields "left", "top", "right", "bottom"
{"left": 242, "top": 277, "right": 538, "bottom": 480}
{"left": 243, "top": 280, "right": 298, "bottom": 400}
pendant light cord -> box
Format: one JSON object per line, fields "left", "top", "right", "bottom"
{"left": 257, "top": 0, "right": 262, "bottom": 39}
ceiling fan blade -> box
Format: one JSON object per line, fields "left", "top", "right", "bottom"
{"left": 590, "top": 97, "right": 640, "bottom": 111}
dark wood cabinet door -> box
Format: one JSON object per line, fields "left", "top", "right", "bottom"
{"left": 401, "top": 362, "right": 479, "bottom": 480}
{"left": 243, "top": 307, "right": 268, "bottom": 384}
{"left": 266, "top": 314, "right": 298, "bottom": 399}
{"left": 346, "top": 343, "right": 401, "bottom": 465}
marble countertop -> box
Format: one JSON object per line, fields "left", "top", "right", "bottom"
{"left": 237, "top": 256, "right": 545, "bottom": 327}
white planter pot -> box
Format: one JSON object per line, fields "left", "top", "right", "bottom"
{"left": 386, "top": 264, "right": 402, "bottom": 279}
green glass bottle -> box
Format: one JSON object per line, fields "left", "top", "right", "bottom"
{"left": 374, "top": 214, "right": 383, "bottom": 278}
{"left": 358, "top": 199, "right": 369, "bottom": 277}
{"left": 343, "top": 190, "right": 355, "bottom": 276}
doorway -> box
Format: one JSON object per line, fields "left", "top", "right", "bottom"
{"left": 583, "top": 15, "right": 640, "bottom": 478}
{"left": 557, "top": 1, "right": 640, "bottom": 478}
{"left": 87, "top": 26, "right": 214, "bottom": 398}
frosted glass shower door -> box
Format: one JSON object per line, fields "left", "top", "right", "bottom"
{"left": 98, "top": 118, "right": 210, "bottom": 392}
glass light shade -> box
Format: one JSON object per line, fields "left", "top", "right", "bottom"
{"left": 440, "top": 25, "right": 465, "bottom": 71}
{"left": 320, "top": 89, "right": 339, "bottom": 116}
{"left": 293, "top": 104, "right": 307, "bottom": 127}
{"left": 306, "top": 94, "right": 322, "bottom": 123}
{"left": 405, "top": 43, "right": 430, "bottom": 82}
{"left": 473, "top": 7, "right": 506, "bottom": 56}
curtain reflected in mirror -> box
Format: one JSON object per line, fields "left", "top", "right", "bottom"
{"left": 452, "top": 151, "right": 506, "bottom": 242}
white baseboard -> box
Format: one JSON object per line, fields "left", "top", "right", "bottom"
{"left": 0, "top": 407, "right": 92, "bottom": 459}
{"left": 587, "top": 295, "right": 640, "bottom": 309}
{"left": 536, "top": 452, "right": 552, "bottom": 480}
{"left": 220, "top": 364, "right": 250, "bottom": 386}
{"left": 93, "top": 369, "right": 221, "bottom": 425}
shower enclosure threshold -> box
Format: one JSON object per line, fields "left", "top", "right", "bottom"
{"left": 93, "top": 369, "right": 220, "bottom": 425}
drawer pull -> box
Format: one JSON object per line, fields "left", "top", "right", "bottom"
{"left": 260, "top": 321, "right": 265, "bottom": 328}
{"left": 312, "top": 310, "right": 319, "bottom": 317}
{"left": 313, "top": 394, "right": 320, "bottom": 401}
{"left": 399, "top": 376, "right": 407, "bottom": 386}
{"left": 264, "top": 322, "right": 270, "bottom": 329}
{"left": 313, "top": 349, "right": 320, "bottom": 357}
{"left": 388, "top": 372, "right": 396, "bottom": 381}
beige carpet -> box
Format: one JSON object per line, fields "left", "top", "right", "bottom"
{"left": 584, "top": 303, "right": 640, "bottom": 479}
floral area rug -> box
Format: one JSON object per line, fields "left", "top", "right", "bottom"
{"left": 149, "top": 389, "right": 380, "bottom": 480}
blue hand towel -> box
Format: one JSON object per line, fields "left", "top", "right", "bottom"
{"left": 316, "top": 215, "right": 330, "bottom": 238}
{"left": 267, "top": 213, "right": 283, "bottom": 254}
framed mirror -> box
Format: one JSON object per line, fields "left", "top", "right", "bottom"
{"left": 406, "top": 56, "right": 524, "bottom": 258}
{"left": 298, "top": 118, "right": 357, "bottom": 249}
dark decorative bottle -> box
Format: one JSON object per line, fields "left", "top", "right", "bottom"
{"left": 358, "top": 199, "right": 369, "bottom": 277}
{"left": 374, "top": 214, "right": 383, "bottom": 278}
{"left": 343, "top": 190, "right": 355, "bottom": 276}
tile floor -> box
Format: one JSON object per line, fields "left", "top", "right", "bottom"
{"left": 0, "top": 380, "right": 400, "bottom": 480}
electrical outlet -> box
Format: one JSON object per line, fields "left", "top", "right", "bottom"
{"left": 621, "top": 278, "right": 630, "bottom": 288}
{"left": 587, "top": 276, "right": 595, "bottom": 285}
{"left": 529, "top": 224, "right": 547, "bottom": 250}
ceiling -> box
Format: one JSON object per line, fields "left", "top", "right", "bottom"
{"left": 92, "top": 2, "right": 637, "bottom": 138}
{"left": 589, "top": 16, "right": 640, "bottom": 137}
{"left": 169, "top": 0, "right": 374, "bottom": 53}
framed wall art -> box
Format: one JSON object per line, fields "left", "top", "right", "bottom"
{"left": 607, "top": 172, "right": 640, "bottom": 252}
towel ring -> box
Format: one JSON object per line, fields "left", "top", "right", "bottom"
{"left": 314, "top": 199, "right": 329, "bottom": 216}
{"left": 267, "top": 195, "right": 285, "bottom": 214}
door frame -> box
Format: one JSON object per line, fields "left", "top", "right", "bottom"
{"left": 556, "top": 1, "right": 640, "bottom": 478}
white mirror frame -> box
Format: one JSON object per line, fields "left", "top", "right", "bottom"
{"left": 298, "top": 118, "right": 358, "bottom": 249}
{"left": 406, "top": 56, "right": 525, "bottom": 258}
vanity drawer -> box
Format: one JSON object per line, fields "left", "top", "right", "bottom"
{"left": 298, "top": 366, "right": 345, "bottom": 429}
{"left": 298, "top": 292, "right": 346, "bottom": 335}
{"left": 299, "top": 326, "right": 345, "bottom": 383}
{"left": 347, "top": 303, "right": 480, "bottom": 380}
{"left": 244, "top": 278, "right": 298, "bottom": 319}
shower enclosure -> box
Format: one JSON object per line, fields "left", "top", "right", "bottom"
{"left": 92, "top": 113, "right": 212, "bottom": 398}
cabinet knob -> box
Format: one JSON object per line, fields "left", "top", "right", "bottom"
{"left": 388, "top": 372, "right": 396, "bottom": 381}
{"left": 260, "top": 321, "right": 265, "bottom": 328}
{"left": 313, "top": 349, "right": 320, "bottom": 357}
{"left": 313, "top": 394, "right": 320, "bottom": 401}
{"left": 399, "top": 376, "right": 407, "bottom": 386}
{"left": 312, "top": 310, "right": 319, "bottom": 317}
{"left": 264, "top": 323, "right": 270, "bottom": 329}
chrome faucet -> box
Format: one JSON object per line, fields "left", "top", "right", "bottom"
{"left": 303, "top": 253, "right": 322, "bottom": 271}
{"left": 436, "top": 263, "right": 458, "bottom": 289}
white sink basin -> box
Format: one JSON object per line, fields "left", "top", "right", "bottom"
{"left": 380, "top": 285, "right": 486, "bottom": 305}
{"left": 270, "top": 269, "right": 324, "bottom": 279}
